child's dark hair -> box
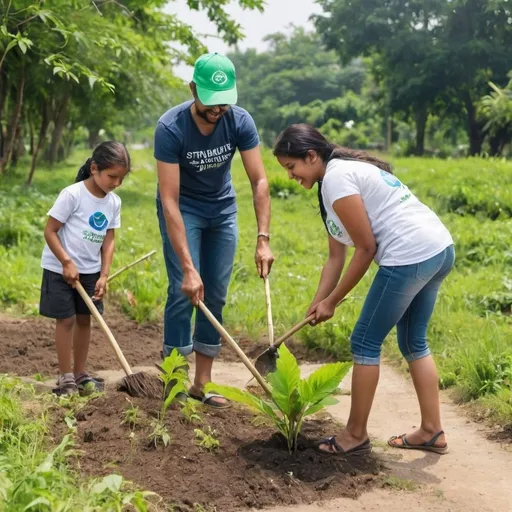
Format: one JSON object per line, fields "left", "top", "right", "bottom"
{"left": 273, "top": 123, "right": 393, "bottom": 174}
{"left": 75, "top": 141, "right": 131, "bottom": 182}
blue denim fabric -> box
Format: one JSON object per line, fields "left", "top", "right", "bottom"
{"left": 351, "top": 245, "right": 455, "bottom": 365}
{"left": 157, "top": 199, "right": 238, "bottom": 358}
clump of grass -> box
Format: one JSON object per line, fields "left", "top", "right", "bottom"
{"left": 382, "top": 475, "right": 419, "bottom": 492}
{"left": 0, "top": 376, "right": 155, "bottom": 510}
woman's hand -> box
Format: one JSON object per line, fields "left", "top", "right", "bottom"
{"left": 308, "top": 297, "right": 337, "bottom": 326}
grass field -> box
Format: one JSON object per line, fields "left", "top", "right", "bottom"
{"left": 0, "top": 148, "right": 511, "bottom": 425}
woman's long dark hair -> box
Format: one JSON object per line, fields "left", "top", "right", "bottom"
{"left": 75, "top": 141, "right": 131, "bottom": 182}
{"left": 272, "top": 123, "right": 393, "bottom": 174}
{"left": 273, "top": 123, "right": 392, "bottom": 234}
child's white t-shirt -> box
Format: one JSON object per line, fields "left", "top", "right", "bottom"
{"left": 41, "top": 181, "right": 121, "bottom": 274}
{"left": 321, "top": 159, "right": 453, "bottom": 266}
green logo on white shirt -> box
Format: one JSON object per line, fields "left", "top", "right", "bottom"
{"left": 327, "top": 219, "right": 342, "bottom": 237}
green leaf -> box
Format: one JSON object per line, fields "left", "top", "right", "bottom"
{"left": 160, "top": 349, "right": 188, "bottom": 375}
{"left": 91, "top": 474, "right": 123, "bottom": 495}
{"left": 300, "top": 361, "right": 351, "bottom": 404}
{"left": 303, "top": 396, "right": 339, "bottom": 417}
{"left": 0, "top": 26, "right": 8, "bottom": 37}
{"left": 5, "top": 40, "right": 17, "bottom": 53}
{"left": 68, "top": 72, "right": 79, "bottom": 83}
{"left": 88, "top": 76, "right": 98, "bottom": 89}
{"left": 204, "top": 383, "right": 279, "bottom": 422}
{"left": 23, "top": 497, "right": 51, "bottom": 510}
{"left": 162, "top": 378, "right": 187, "bottom": 414}
{"left": 267, "top": 344, "right": 301, "bottom": 416}
{"left": 36, "top": 453, "right": 54, "bottom": 473}
{"left": 18, "top": 38, "right": 31, "bottom": 54}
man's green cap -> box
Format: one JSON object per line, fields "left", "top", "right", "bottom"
{"left": 192, "top": 53, "right": 238, "bottom": 106}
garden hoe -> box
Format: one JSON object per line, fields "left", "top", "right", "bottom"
{"left": 107, "top": 249, "right": 156, "bottom": 282}
{"left": 198, "top": 300, "right": 272, "bottom": 398}
{"left": 263, "top": 275, "right": 274, "bottom": 348}
{"left": 75, "top": 281, "right": 162, "bottom": 399}
{"left": 252, "top": 296, "right": 350, "bottom": 378}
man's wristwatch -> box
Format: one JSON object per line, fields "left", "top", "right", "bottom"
{"left": 257, "top": 232, "right": 271, "bottom": 240}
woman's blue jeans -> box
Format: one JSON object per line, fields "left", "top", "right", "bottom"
{"left": 351, "top": 245, "right": 455, "bottom": 365}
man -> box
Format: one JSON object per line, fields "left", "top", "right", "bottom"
{"left": 154, "top": 53, "right": 274, "bottom": 408}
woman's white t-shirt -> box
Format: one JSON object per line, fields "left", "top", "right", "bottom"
{"left": 41, "top": 181, "right": 121, "bottom": 274}
{"left": 321, "top": 159, "right": 453, "bottom": 266}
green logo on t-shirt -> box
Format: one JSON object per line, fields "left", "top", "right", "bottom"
{"left": 327, "top": 219, "right": 342, "bottom": 237}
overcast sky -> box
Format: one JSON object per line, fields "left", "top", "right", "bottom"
{"left": 165, "top": 0, "right": 322, "bottom": 80}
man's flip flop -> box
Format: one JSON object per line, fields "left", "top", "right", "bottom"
{"left": 387, "top": 430, "right": 449, "bottom": 455}
{"left": 314, "top": 436, "right": 372, "bottom": 455}
{"left": 189, "top": 391, "right": 231, "bottom": 409}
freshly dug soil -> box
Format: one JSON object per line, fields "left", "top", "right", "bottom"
{"left": 0, "top": 308, "right": 335, "bottom": 378}
{"left": 50, "top": 392, "right": 380, "bottom": 511}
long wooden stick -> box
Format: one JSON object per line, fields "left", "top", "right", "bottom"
{"left": 274, "top": 314, "right": 315, "bottom": 347}
{"left": 75, "top": 281, "right": 133, "bottom": 376}
{"left": 263, "top": 276, "right": 274, "bottom": 346}
{"left": 197, "top": 301, "right": 272, "bottom": 397}
{"left": 107, "top": 249, "right": 156, "bottom": 282}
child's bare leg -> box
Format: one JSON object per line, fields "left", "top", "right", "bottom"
{"left": 73, "top": 314, "right": 91, "bottom": 374}
{"left": 56, "top": 317, "right": 75, "bottom": 374}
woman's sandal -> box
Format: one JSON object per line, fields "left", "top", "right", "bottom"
{"left": 387, "top": 430, "right": 449, "bottom": 455}
{"left": 314, "top": 436, "right": 372, "bottom": 455}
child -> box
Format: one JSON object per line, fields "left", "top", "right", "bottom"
{"left": 40, "top": 141, "right": 130, "bottom": 396}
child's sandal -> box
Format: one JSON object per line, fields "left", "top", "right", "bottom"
{"left": 75, "top": 373, "right": 105, "bottom": 396}
{"left": 52, "top": 375, "right": 78, "bottom": 397}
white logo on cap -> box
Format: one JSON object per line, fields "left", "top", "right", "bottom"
{"left": 211, "top": 70, "right": 228, "bottom": 85}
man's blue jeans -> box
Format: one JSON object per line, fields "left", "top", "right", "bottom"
{"left": 157, "top": 199, "right": 238, "bottom": 358}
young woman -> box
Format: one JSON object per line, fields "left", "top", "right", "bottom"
{"left": 273, "top": 124, "right": 454, "bottom": 455}
{"left": 40, "top": 141, "right": 130, "bottom": 396}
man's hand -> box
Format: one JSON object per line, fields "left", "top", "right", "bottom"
{"left": 93, "top": 276, "right": 108, "bottom": 301}
{"left": 63, "top": 260, "right": 79, "bottom": 287}
{"left": 182, "top": 267, "right": 204, "bottom": 306}
{"left": 308, "top": 297, "right": 337, "bottom": 326}
{"left": 255, "top": 238, "right": 275, "bottom": 278}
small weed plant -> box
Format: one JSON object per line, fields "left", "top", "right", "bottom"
{"left": 181, "top": 399, "right": 203, "bottom": 425}
{"left": 148, "top": 419, "right": 171, "bottom": 448}
{"left": 122, "top": 398, "right": 140, "bottom": 429}
{"left": 206, "top": 345, "right": 351, "bottom": 453}
{"left": 194, "top": 426, "right": 220, "bottom": 451}
{"left": 147, "top": 349, "right": 189, "bottom": 448}
{"left": 158, "top": 349, "right": 189, "bottom": 421}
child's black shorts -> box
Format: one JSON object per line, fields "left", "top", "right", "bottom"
{"left": 39, "top": 269, "right": 104, "bottom": 319}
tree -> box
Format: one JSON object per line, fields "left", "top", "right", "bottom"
{"left": 0, "top": 0, "right": 265, "bottom": 180}
{"left": 229, "top": 27, "right": 366, "bottom": 144}
{"left": 313, "top": 0, "right": 512, "bottom": 156}
{"left": 479, "top": 72, "right": 512, "bottom": 156}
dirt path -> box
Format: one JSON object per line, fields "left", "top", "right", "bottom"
{"left": 22, "top": 361, "right": 512, "bottom": 511}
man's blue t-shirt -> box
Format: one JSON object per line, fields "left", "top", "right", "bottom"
{"left": 154, "top": 100, "right": 260, "bottom": 218}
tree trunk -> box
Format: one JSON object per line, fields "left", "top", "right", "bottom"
{"left": 0, "top": 68, "right": 25, "bottom": 174}
{"left": 10, "top": 123, "right": 24, "bottom": 167}
{"left": 0, "top": 69, "right": 8, "bottom": 159}
{"left": 384, "top": 115, "right": 393, "bottom": 151}
{"left": 26, "top": 100, "right": 50, "bottom": 186}
{"left": 464, "top": 93, "right": 484, "bottom": 156}
{"left": 28, "top": 113, "right": 34, "bottom": 155}
{"left": 414, "top": 107, "right": 427, "bottom": 156}
{"left": 88, "top": 128, "right": 101, "bottom": 149}
{"left": 488, "top": 127, "right": 509, "bottom": 157}
{"left": 48, "top": 92, "right": 69, "bottom": 167}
